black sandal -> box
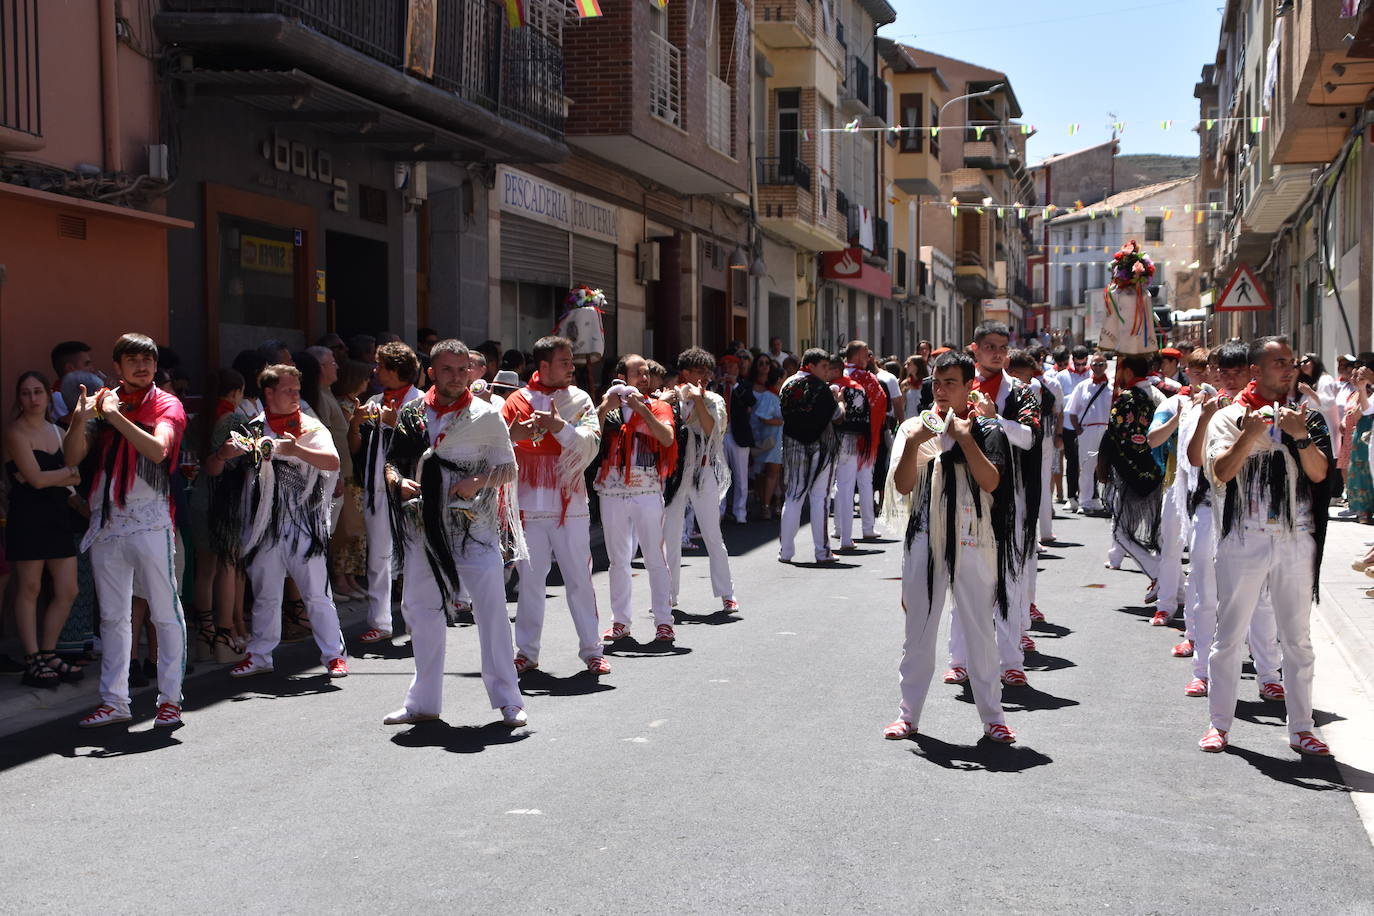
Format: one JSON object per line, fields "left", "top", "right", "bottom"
{"left": 21, "top": 653, "right": 60, "bottom": 689}
{"left": 281, "top": 599, "right": 311, "bottom": 643}
{"left": 39, "top": 651, "right": 84, "bottom": 683}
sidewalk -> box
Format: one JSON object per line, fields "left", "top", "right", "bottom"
{"left": 1316, "top": 511, "right": 1374, "bottom": 702}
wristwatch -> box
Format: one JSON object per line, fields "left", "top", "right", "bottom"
{"left": 1295, "top": 437, "right": 1313, "bottom": 449}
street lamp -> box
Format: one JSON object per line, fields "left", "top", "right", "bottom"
{"left": 938, "top": 82, "right": 1005, "bottom": 124}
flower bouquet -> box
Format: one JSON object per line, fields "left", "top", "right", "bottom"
{"left": 1095, "top": 239, "right": 1158, "bottom": 354}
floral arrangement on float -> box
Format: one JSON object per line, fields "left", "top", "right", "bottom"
{"left": 1096, "top": 239, "right": 1158, "bottom": 354}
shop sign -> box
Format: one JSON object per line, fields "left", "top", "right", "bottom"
{"left": 497, "top": 165, "right": 618, "bottom": 244}
{"left": 820, "top": 247, "right": 891, "bottom": 299}
{"left": 241, "top": 235, "right": 294, "bottom": 275}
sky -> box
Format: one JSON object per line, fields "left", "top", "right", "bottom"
{"left": 878, "top": 0, "right": 1224, "bottom": 164}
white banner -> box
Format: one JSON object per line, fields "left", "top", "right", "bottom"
{"left": 497, "top": 166, "right": 618, "bottom": 244}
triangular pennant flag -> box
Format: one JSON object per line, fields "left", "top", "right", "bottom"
{"left": 931, "top": 126, "right": 940, "bottom": 137}
{"left": 801, "top": 129, "right": 811, "bottom": 141}
{"left": 1054, "top": 246, "right": 1061, "bottom": 255}
{"left": 1021, "top": 124, "right": 1032, "bottom": 135}
{"left": 1069, "top": 123, "right": 1081, "bottom": 136}
{"left": 1114, "top": 121, "right": 1126, "bottom": 133}
{"left": 1071, "top": 246, "right": 1078, "bottom": 254}
{"left": 574, "top": 0, "right": 602, "bottom": 17}
{"left": 1210, "top": 201, "right": 1218, "bottom": 211}
{"left": 1163, "top": 209, "right": 1173, "bottom": 220}
{"left": 1160, "top": 120, "right": 1173, "bottom": 131}
{"left": 844, "top": 118, "right": 860, "bottom": 133}
{"left": 1089, "top": 209, "right": 1097, "bottom": 219}
{"left": 1132, "top": 206, "right": 1142, "bottom": 213}
{"left": 1205, "top": 118, "right": 1216, "bottom": 130}
{"left": 996, "top": 207, "right": 1004, "bottom": 218}
{"left": 1184, "top": 204, "right": 1193, "bottom": 213}
{"left": 1251, "top": 116, "right": 1266, "bottom": 133}
{"left": 1112, "top": 208, "right": 1120, "bottom": 217}
{"left": 1074, "top": 199, "right": 1084, "bottom": 211}
{"left": 651, "top": 0, "right": 667, "bottom": 7}
{"left": 1196, "top": 211, "right": 1205, "bottom": 225}
{"left": 974, "top": 126, "right": 986, "bottom": 140}
{"left": 1018, "top": 207, "right": 1027, "bottom": 220}
{"left": 504, "top": 0, "right": 526, "bottom": 27}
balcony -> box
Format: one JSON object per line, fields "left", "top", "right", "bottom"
{"left": 955, "top": 250, "right": 994, "bottom": 298}
{"left": 754, "top": 0, "right": 816, "bottom": 49}
{"left": 894, "top": 147, "right": 939, "bottom": 196}
{"left": 949, "top": 167, "right": 997, "bottom": 202}
{"left": 892, "top": 248, "right": 907, "bottom": 294}
{"left": 156, "top": 0, "right": 566, "bottom": 162}
{"left": 0, "top": 0, "right": 41, "bottom": 151}
{"left": 757, "top": 156, "right": 811, "bottom": 191}
{"left": 705, "top": 73, "right": 732, "bottom": 156}
{"left": 648, "top": 32, "right": 683, "bottom": 129}
{"left": 840, "top": 54, "right": 872, "bottom": 116}
{"left": 963, "top": 138, "right": 1006, "bottom": 169}
{"left": 870, "top": 216, "right": 889, "bottom": 265}
{"left": 758, "top": 163, "right": 845, "bottom": 252}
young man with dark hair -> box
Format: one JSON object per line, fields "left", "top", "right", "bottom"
{"left": 49, "top": 340, "right": 94, "bottom": 421}
{"left": 883, "top": 350, "right": 1017, "bottom": 744}
{"left": 352, "top": 342, "right": 424, "bottom": 643}
{"left": 383, "top": 340, "right": 526, "bottom": 727}
{"left": 1064, "top": 354, "right": 1112, "bottom": 515}
{"left": 1057, "top": 345, "right": 1093, "bottom": 509}
{"left": 1097, "top": 353, "right": 1165, "bottom": 604}
{"left": 65, "top": 333, "right": 188, "bottom": 728}
{"left": 943, "top": 322, "right": 1041, "bottom": 689}
{"left": 1200, "top": 336, "right": 1333, "bottom": 757}
{"left": 832, "top": 340, "right": 889, "bottom": 549}
{"left": 662, "top": 347, "right": 737, "bottom": 614}
{"left": 503, "top": 335, "right": 606, "bottom": 675}
{"left": 596, "top": 354, "right": 678, "bottom": 643}
{"left": 778, "top": 348, "right": 842, "bottom": 563}
{"left": 209, "top": 364, "right": 348, "bottom": 680}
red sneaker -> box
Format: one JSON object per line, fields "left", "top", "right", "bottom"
{"left": 1172, "top": 639, "right": 1194, "bottom": 658}
{"left": 326, "top": 657, "right": 349, "bottom": 678}
{"left": 1001, "top": 669, "right": 1028, "bottom": 687}
{"left": 230, "top": 656, "right": 273, "bottom": 678}
{"left": 1259, "top": 682, "right": 1286, "bottom": 702}
{"left": 1184, "top": 677, "right": 1209, "bottom": 697}
{"left": 984, "top": 722, "right": 1016, "bottom": 744}
{"left": 78, "top": 704, "right": 132, "bottom": 728}
{"left": 1019, "top": 634, "right": 1036, "bottom": 653}
{"left": 942, "top": 666, "right": 968, "bottom": 685}
{"left": 586, "top": 656, "right": 611, "bottom": 675}
{"left": 1289, "top": 732, "right": 1332, "bottom": 757}
{"left": 152, "top": 702, "right": 183, "bottom": 728}
{"left": 883, "top": 719, "right": 916, "bottom": 740}
{"left": 359, "top": 628, "right": 391, "bottom": 644}
{"left": 514, "top": 655, "right": 538, "bottom": 675}
{"left": 602, "top": 623, "right": 630, "bottom": 641}
{"left": 1028, "top": 604, "right": 1045, "bottom": 622}
{"left": 1150, "top": 610, "right": 1171, "bottom": 626}
{"left": 1199, "top": 727, "right": 1228, "bottom": 753}
{"left": 654, "top": 624, "right": 676, "bottom": 643}
{"left": 722, "top": 598, "right": 740, "bottom": 614}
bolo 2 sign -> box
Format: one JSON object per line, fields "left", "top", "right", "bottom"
{"left": 262, "top": 135, "right": 349, "bottom": 213}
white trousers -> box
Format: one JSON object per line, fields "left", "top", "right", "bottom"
{"left": 1208, "top": 531, "right": 1316, "bottom": 735}
{"left": 898, "top": 535, "right": 1005, "bottom": 727}
{"left": 833, "top": 453, "right": 877, "bottom": 546}
{"left": 721, "top": 440, "right": 751, "bottom": 522}
{"left": 1156, "top": 483, "right": 1188, "bottom": 608}
{"left": 91, "top": 528, "right": 186, "bottom": 716}
{"left": 400, "top": 538, "right": 520, "bottom": 715}
{"left": 949, "top": 585, "right": 1027, "bottom": 672}
{"left": 664, "top": 476, "right": 734, "bottom": 604}
{"left": 1077, "top": 425, "right": 1106, "bottom": 509}
{"left": 363, "top": 495, "right": 396, "bottom": 633}
{"left": 514, "top": 516, "right": 601, "bottom": 664}
{"left": 245, "top": 544, "right": 345, "bottom": 667}
{"left": 1113, "top": 527, "right": 1161, "bottom": 580}
{"left": 780, "top": 454, "right": 832, "bottom": 561}
{"left": 1040, "top": 444, "right": 1056, "bottom": 537}
{"left": 601, "top": 493, "right": 673, "bottom": 628}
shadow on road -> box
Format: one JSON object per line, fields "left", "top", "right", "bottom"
{"left": 1225, "top": 743, "right": 1374, "bottom": 794}
{"left": 1029, "top": 621, "right": 1073, "bottom": 638}
{"left": 906, "top": 733, "right": 1054, "bottom": 772}
{"left": 672, "top": 609, "right": 742, "bottom": 627}
{"left": 60, "top": 728, "right": 185, "bottom": 759}
{"left": 389, "top": 720, "right": 531, "bottom": 755}
{"left": 604, "top": 638, "right": 694, "bottom": 659}
{"left": 998, "top": 684, "right": 1081, "bottom": 713}
{"left": 518, "top": 669, "right": 615, "bottom": 698}
{"left": 1023, "top": 652, "right": 1076, "bottom": 674}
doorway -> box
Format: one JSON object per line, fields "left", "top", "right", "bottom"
{"left": 326, "top": 231, "right": 389, "bottom": 338}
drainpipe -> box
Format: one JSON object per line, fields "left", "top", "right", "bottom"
{"left": 99, "top": 0, "right": 122, "bottom": 173}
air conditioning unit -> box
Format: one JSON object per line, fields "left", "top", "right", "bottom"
{"left": 636, "top": 241, "right": 661, "bottom": 284}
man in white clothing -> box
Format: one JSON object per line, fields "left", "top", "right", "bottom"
{"left": 778, "top": 349, "right": 842, "bottom": 563}
{"left": 1064, "top": 355, "right": 1113, "bottom": 514}
{"left": 1056, "top": 345, "right": 1093, "bottom": 511}
{"left": 832, "top": 341, "right": 889, "bottom": 549}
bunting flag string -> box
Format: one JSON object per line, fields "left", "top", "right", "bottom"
{"left": 747, "top": 114, "right": 1266, "bottom": 139}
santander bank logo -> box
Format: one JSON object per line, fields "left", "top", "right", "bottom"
{"left": 833, "top": 250, "right": 861, "bottom": 276}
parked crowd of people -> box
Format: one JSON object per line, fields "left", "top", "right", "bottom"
{"left": 0, "top": 295, "right": 1345, "bottom": 758}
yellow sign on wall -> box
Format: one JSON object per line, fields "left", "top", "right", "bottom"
{"left": 241, "top": 235, "right": 294, "bottom": 275}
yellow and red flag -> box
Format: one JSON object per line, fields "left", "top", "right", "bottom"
{"left": 575, "top": 0, "right": 603, "bottom": 17}
{"left": 505, "top": 0, "right": 525, "bottom": 28}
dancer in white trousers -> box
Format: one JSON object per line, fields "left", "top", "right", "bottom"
{"left": 718, "top": 354, "right": 750, "bottom": 524}
{"left": 66, "top": 333, "right": 188, "bottom": 728}
{"left": 662, "top": 347, "right": 738, "bottom": 613}
{"left": 1200, "top": 336, "right": 1333, "bottom": 757}
{"left": 595, "top": 354, "right": 678, "bottom": 643}
{"left": 883, "top": 351, "right": 1016, "bottom": 745}
{"left": 352, "top": 342, "right": 423, "bottom": 643}
{"left": 1097, "top": 354, "right": 1166, "bottom": 605}
{"left": 833, "top": 341, "right": 888, "bottom": 549}
{"left": 778, "top": 349, "right": 841, "bottom": 563}
{"left": 1147, "top": 360, "right": 1205, "bottom": 624}
{"left": 212, "top": 364, "right": 347, "bottom": 680}
{"left": 381, "top": 341, "right": 527, "bottom": 728}
{"left": 502, "top": 334, "right": 606, "bottom": 675}
{"left": 1065, "top": 360, "right": 1113, "bottom": 514}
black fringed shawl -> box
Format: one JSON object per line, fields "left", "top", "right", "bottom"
{"left": 904, "top": 418, "right": 1017, "bottom": 617}
{"left": 239, "top": 416, "right": 332, "bottom": 565}
{"left": 1218, "top": 410, "right": 1332, "bottom": 601}
{"left": 206, "top": 415, "right": 250, "bottom": 565}
{"left": 1000, "top": 378, "right": 1044, "bottom": 569}
{"left": 780, "top": 372, "right": 838, "bottom": 499}
{"left": 1099, "top": 386, "right": 1164, "bottom": 554}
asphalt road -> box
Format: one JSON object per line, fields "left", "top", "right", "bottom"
{"left": 4, "top": 507, "right": 1374, "bottom": 914}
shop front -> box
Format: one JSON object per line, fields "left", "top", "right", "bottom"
{"left": 819, "top": 248, "right": 893, "bottom": 352}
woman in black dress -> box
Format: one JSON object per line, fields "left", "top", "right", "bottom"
{"left": 5, "top": 371, "right": 84, "bottom": 687}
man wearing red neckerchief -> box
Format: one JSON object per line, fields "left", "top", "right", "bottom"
{"left": 382, "top": 340, "right": 526, "bottom": 728}
{"left": 595, "top": 353, "right": 678, "bottom": 644}
{"left": 351, "top": 342, "right": 424, "bottom": 644}
{"left": 65, "top": 333, "right": 187, "bottom": 729}
{"left": 832, "top": 340, "right": 888, "bottom": 551}
{"left": 1199, "top": 336, "right": 1333, "bottom": 758}
{"left": 1064, "top": 354, "right": 1113, "bottom": 514}
{"left": 502, "top": 335, "right": 607, "bottom": 676}
{"left": 944, "top": 322, "right": 1041, "bottom": 690}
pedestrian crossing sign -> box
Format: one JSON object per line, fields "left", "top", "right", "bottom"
{"left": 1212, "top": 265, "right": 1272, "bottom": 312}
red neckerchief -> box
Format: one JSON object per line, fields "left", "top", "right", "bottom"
{"left": 1179, "top": 386, "right": 1192, "bottom": 398}
{"left": 526, "top": 371, "right": 562, "bottom": 395}
{"left": 1237, "top": 381, "right": 1278, "bottom": 412}
{"left": 425, "top": 385, "right": 472, "bottom": 418}
{"left": 118, "top": 387, "right": 146, "bottom": 409}
{"left": 598, "top": 397, "right": 678, "bottom": 486}
{"left": 215, "top": 398, "right": 237, "bottom": 421}
{"left": 972, "top": 370, "right": 1003, "bottom": 405}
{"left": 382, "top": 386, "right": 411, "bottom": 409}
{"left": 266, "top": 410, "right": 302, "bottom": 438}
{"left": 92, "top": 384, "right": 185, "bottom": 519}
{"left": 842, "top": 365, "right": 888, "bottom": 466}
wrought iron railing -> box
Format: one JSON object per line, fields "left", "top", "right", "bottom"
{"left": 873, "top": 216, "right": 889, "bottom": 257}
{"left": 756, "top": 156, "right": 811, "bottom": 191}
{"left": 161, "top": 0, "right": 564, "bottom": 138}
{"left": 0, "top": 0, "right": 40, "bottom": 138}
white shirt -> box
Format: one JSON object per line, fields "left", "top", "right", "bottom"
{"left": 1066, "top": 377, "right": 1113, "bottom": 428}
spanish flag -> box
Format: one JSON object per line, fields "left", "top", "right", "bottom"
{"left": 504, "top": 0, "right": 525, "bottom": 28}
{"left": 575, "top": 0, "right": 603, "bottom": 17}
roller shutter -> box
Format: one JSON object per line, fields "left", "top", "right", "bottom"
{"left": 571, "top": 235, "right": 617, "bottom": 312}
{"left": 500, "top": 214, "right": 569, "bottom": 287}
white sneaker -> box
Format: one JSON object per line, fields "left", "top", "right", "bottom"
{"left": 1067, "top": 499, "right": 1080, "bottom": 513}
{"left": 500, "top": 705, "right": 528, "bottom": 727}
{"left": 230, "top": 656, "right": 274, "bottom": 678}
{"left": 383, "top": 708, "right": 440, "bottom": 726}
